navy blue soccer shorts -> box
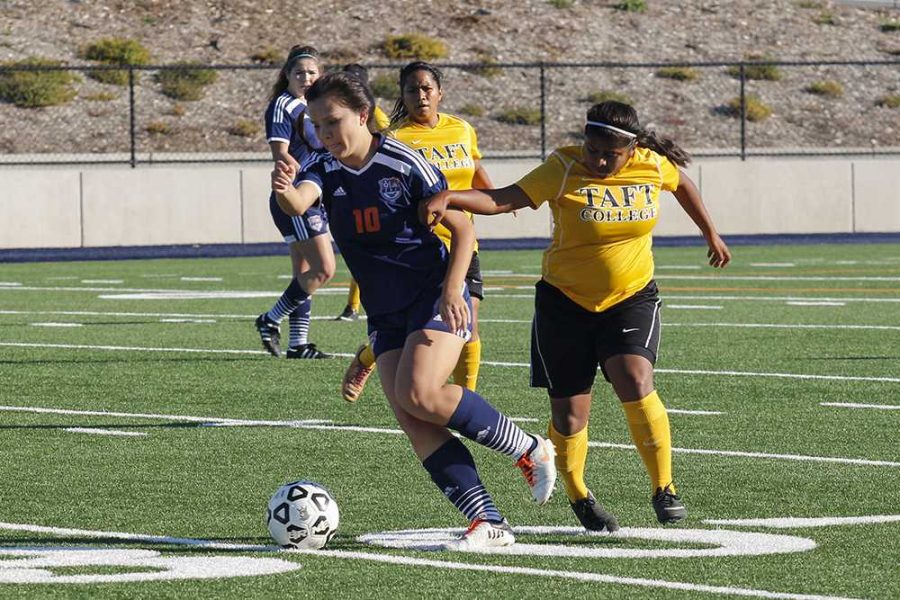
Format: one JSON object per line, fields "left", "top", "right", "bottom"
{"left": 269, "top": 191, "right": 329, "bottom": 243}
{"left": 367, "top": 283, "right": 474, "bottom": 358}
{"left": 530, "top": 279, "right": 662, "bottom": 397}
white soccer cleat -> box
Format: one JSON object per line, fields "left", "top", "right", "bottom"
{"left": 443, "top": 519, "right": 515, "bottom": 552}
{"left": 515, "top": 435, "right": 557, "bottom": 505}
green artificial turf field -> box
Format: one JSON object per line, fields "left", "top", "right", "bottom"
{"left": 0, "top": 243, "right": 897, "bottom": 599}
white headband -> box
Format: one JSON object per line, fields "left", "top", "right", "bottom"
{"left": 291, "top": 53, "right": 316, "bottom": 60}
{"left": 586, "top": 121, "right": 637, "bottom": 138}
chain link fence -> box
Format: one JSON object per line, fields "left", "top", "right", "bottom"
{"left": 0, "top": 59, "right": 898, "bottom": 166}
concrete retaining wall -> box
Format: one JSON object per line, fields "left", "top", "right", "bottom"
{"left": 1, "top": 157, "right": 898, "bottom": 249}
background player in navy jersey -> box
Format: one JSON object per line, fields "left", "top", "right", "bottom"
{"left": 271, "top": 71, "right": 557, "bottom": 550}
{"left": 255, "top": 45, "right": 333, "bottom": 359}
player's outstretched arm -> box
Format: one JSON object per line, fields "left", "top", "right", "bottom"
{"left": 271, "top": 160, "right": 320, "bottom": 216}
{"left": 420, "top": 185, "right": 532, "bottom": 228}
{"left": 672, "top": 171, "right": 731, "bottom": 269}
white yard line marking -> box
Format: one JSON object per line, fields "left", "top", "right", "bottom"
{"left": 786, "top": 301, "right": 846, "bottom": 307}
{"left": 180, "top": 277, "right": 223, "bottom": 282}
{"left": 820, "top": 402, "right": 900, "bottom": 411}
{"left": 656, "top": 265, "right": 702, "bottom": 270}
{"left": 667, "top": 409, "right": 723, "bottom": 415}
{"left": 30, "top": 322, "right": 83, "bottom": 328}
{"left": 591, "top": 442, "right": 900, "bottom": 468}
{"left": 664, "top": 294, "right": 900, "bottom": 304}
{"left": 1, "top": 341, "right": 897, "bottom": 384}
{"left": 159, "top": 318, "right": 217, "bottom": 324}
{"left": 0, "top": 522, "right": 856, "bottom": 599}
{"left": 64, "top": 427, "right": 147, "bottom": 437}
{"left": 665, "top": 322, "right": 900, "bottom": 331}
{"left": 703, "top": 515, "right": 900, "bottom": 529}
{"left": 1, "top": 405, "right": 895, "bottom": 468}
{"left": 750, "top": 263, "right": 796, "bottom": 268}
{"left": 81, "top": 279, "right": 123, "bottom": 284}
{"left": 657, "top": 274, "right": 900, "bottom": 282}
{"left": 667, "top": 305, "right": 724, "bottom": 310}
{"left": 0, "top": 282, "right": 22, "bottom": 286}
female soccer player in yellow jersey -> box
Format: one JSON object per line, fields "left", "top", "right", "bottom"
{"left": 421, "top": 100, "right": 731, "bottom": 530}
{"left": 341, "top": 61, "right": 494, "bottom": 403}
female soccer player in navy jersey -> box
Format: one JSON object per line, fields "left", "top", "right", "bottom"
{"left": 271, "top": 71, "right": 557, "bottom": 550}
{"left": 255, "top": 45, "right": 332, "bottom": 359}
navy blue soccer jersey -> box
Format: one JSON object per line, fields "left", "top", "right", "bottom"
{"left": 264, "top": 92, "right": 322, "bottom": 165}
{"left": 298, "top": 135, "right": 450, "bottom": 317}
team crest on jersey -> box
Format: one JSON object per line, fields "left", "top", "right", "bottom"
{"left": 308, "top": 214, "right": 325, "bottom": 232}
{"left": 378, "top": 177, "right": 403, "bottom": 201}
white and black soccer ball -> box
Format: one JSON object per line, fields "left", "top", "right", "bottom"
{"left": 266, "top": 480, "right": 340, "bottom": 550}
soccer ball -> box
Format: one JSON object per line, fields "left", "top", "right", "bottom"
{"left": 266, "top": 480, "right": 340, "bottom": 550}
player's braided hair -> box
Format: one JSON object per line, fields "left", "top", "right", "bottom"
{"left": 305, "top": 71, "right": 375, "bottom": 120}
{"left": 586, "top": 101, "right": 691, "bottom": 167}
{"left": 389, "top": 61, "right": 443, "bottom": 127}
{"left": 268, "top": 45, "right": 320, "bottom": 102}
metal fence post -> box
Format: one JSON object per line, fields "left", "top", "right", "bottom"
{"left": 739, "top": 63, "right": 746, "bottom": 162}
{"left": 539, "top": 62, "right": 547, "bottom": 160}
{"left": 129, "top": 66, "right": 136, "bottom": 168}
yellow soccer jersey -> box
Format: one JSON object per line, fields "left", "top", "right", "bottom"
{"left": 517, "top": 145, "right": 680, "bottom": 313}
{"left": 392, "top": 113, "right": 482, "bottom": 251}
{"left": 373, "top": 105, "right": 390, "bottom": 132}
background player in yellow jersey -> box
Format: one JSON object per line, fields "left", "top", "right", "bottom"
{"left": 341, "top": 61, "right": 494, "bottom": 402}
{"left": 421, "top": 100, "right": 731, "bottom": 529}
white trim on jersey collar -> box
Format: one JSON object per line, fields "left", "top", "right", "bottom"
{"left": 585, "top": 121, "right": 637, "bottom": 138}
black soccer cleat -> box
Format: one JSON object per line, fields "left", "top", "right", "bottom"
{"left": 286, "top": 343, "right": 331, "bottom": 359}
{"left": 255, "top": 314, "right": 281, "bottom": 357}
{"left": 652, "top": 485, "right": 687, "bottom": 524}
{"left": 571, "top": 492, "right": 620, "bottom": 532}
{"left": 333, "top": 304, "right": 360, "bottom": 322}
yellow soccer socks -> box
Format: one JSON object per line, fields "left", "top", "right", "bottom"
{"left": 452, "top": 338, "right": 481, "bottom": 391}
{"left": 347, "top": 279, "right": 361, "bottom": 312}
{"left": 358, "top": 343, "right": 376, "bottom": 369}
{"left": 548, "top": 421, "right": 590, "bottom": 502}
{"left": 621, "top": 391, "right": 674, "bottom": 493}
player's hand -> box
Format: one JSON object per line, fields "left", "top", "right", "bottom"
{"left": 439, "top": 289, "right": 470, "bottom": 336}
{"left": 271, "top": 160, "right": 297, "bottom": 193}
{"left": 420, "top": 191, "right": 450, "bottom": 230}
{"left": 706, "top": 232, "right": 731, "bottom": 268}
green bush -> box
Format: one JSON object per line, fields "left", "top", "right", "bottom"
{"left": 157, "top": 63, "right": 218, "bottom": 101}
{"left": 548, "top": 0, "right": 574, "bottom": 8}
{"left": 0, "top": 57, "right": 80, "bottom": 107}
{"left": 495, "top": 106, "right": 542, "bottom": 126}
{"left": 468, "top": 51, "right": 502, "bottom": 78}
{"left": 813, "top": 11, "right": 838, "bottom": 26}
{"left": 81, "top": 38, "right": 151, "bottom": 85}
{"left": 724, "top": 95, "right": 772, "bottom": 122}
{"left": 585, "top": 90, "right": 632, "bottom": 105}
{"left": 369, "top": 74, "right": 396, "bottom": 100}
{"left": 655, "top": 67, "right": 699, "bottom": 82}
{"left": 796, "top": 0, "right": 822, "bottom": 8}
{"left": 228, "top": 119, "right": 260, "bottom": 137}
{"left": 804, "top": 80, "right": 843, "bottom": 97}
{"left": 383, "top": 33, "right": 448, "bottom": 60}
{"left": 727, "top": 56, "right": 782, "bottom": 81}
{"left": 880, "top": 19, "right": 900, "bottom": 32}
{"left": 459, "top": 104, "right": 486, "bottom": 117}
{"left": 876, "top": 95, "right": 900, "bottom": 108}
{"left": 83, "top": 90, "right": 118, "bottom": 102}
{"left": 615, "top": 0, "right": 646, "bottom": 12}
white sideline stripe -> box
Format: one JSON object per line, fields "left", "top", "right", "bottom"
{"left": 1, "top": 341, "right": 897, "bottom": 384}
{"left": 656, "top": 265, "right": 702, "bottom": 270}
{"left": 750, "top": 263, "right": 796, "bottom": 267}
{"left": 159, "top": 318, "right": 217, "bottom": 324}
{"left": 64, "top": 427, "right": 147, "bottom": 437}
{"left": 1, "top": 405, "right": 895, "bottom": 468}
{"left": 786, "top": 301, "right": 846, "bottom": 307}
{"left": 667, "top": 409, "right": 723, "bottom": 415}
{"left": 81, "top": 279, "right": 123, "bottom": 284}
{"left": 591, "top": 442, "right": 900, "bottom": 468}
{"left": 0, "top": 522, "right": 854, "bottom": 600}
{"left": 657, "top": 274, "right": 900, "bottom": 282}
{"left": 30, "top": 322, "right": 83, "bottom": 328}
{"left": 0, "top": 309, "right": 365, "bottom": 322}
{"left": 666, "top": 322, "right": 900, "bottom": 332}
{"left": 820, "top": 402, "right": 900, "bottom": 411}
{"left": 180, "top": 277, "right": 223, "bottom": 282}
{"left": 491, "top": 294, "right": 900, "bottom": 304}
{"left": 703, "top": 515, "right": 900, "bottom": 529}
{"left": 0, "top": 282, "right": 22, "bottom": 286}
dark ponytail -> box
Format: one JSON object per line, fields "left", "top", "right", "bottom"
{"left": 586, "top": 101, "right": 691, "bottom": 167}
{"left": 306, "top": 71, "right": 375, "bottom": 118}
{"left": 388, "top": 61, "right": 443, "bottom": 127}
{"left": 268, "top": 45, "right": 320, "bottom": 103}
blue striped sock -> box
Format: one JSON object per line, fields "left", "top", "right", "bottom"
{"left": 267, "top": 278, "right": 309, "bottom": 323}
{"left": 447, "top": 388, "right": 537, "bottom": 460}
{"left": 422, "top": 438, "right": 502, "bottom": 523}
{"left": 289, "top": 298, "right": 312, "bottom": 347}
